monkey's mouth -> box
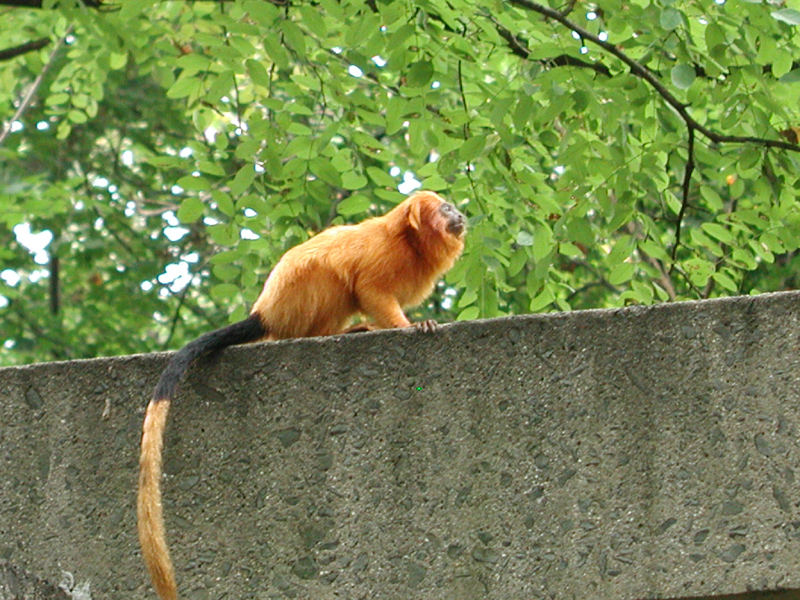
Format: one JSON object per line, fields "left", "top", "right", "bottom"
{"left": 448, "top": 214, "right": 466, "bottom": 236}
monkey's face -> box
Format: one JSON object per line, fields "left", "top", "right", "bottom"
{"left": 439, "top": 202, "right": 466, "bottom": 237}
{"left": 405, "top": 191, "right": 467, "bottom": 241}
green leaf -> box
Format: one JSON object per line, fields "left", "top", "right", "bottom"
{"left": 690, "top": 227, "right": 723, "bottom": 258}
{"left": 772, "top": 9, "right": 800, "bottom": 25}
{"left": 147, "top": 156, "right": 182, "bottom": 168}
{"left": 739, "top": 146, "right": 761, "bottom": 170}
{"left": 280, "top": 20, "right": 307, "bottom": 58}
{"left": 166, "top": 76, "right": 201, "bottom": 99}
{"left": 529, "top": 285, "right": 555, "bottom": 312}
{"left": 406, "top": 60, "right": 434, "bottom": 87}
{"left": 607, "top": 235, "right": 633, "bottom": 265}
{"left": 513, "top": 95, "right": 534, "bottom": 130}
{"left": 230, "top": 165, "right": 256, "bottom": 195}
{"left": 208, "top": 223, "right": 240, "bottom": 246}
{"left": 177, "top": 197, "right": 204, "bottom": 223}
{"left": 704, "top": 23, "right": 725, "bottom": 50}
{"left": 341, "top": 171, "right": 368, "bottom": 190}
{"left": 309, "top": 158, "right": 342, "bottom": 187}
{"left": 712, "top": 271, "right": 738, "bottom": 292}
{"left": 337, "top": 194, "right": 371, "bottom": 216}
{"left": 532, "top": 224, "right": 553, "bottom": 262}
{"left": 516, "top": 231, "right": 534, "bottom": 246}
{"left": 385, "top": 96, "right": 407, "bottom": 135}
{"left": 683, "top": 258, "right": 714, "bottom": 287}
{"left": 211, "top": 191, "right": 235, "bottom": 216}
{"left": 177, "top": 175, "right": 210, "bottom": 192}
{"left": 420, "top": 175, "right": 448, "bottom": 190}
{"left": 748, "top": 239, "right": 775, "bottom": 264}
{"left": 119, "top": 0, "right": 156, "bottom": 20}
{"left": 366, "top": 166, "right": 396, "bottom": 187}
{"left": 671, "top": 64, "right": 696, "bottom": 89}
{"left": 213, "top": 263, "right": 240, "bottom": 282}
{"left": 458, "top": 306, "right": 480, "bottom": 321}
{"left": 299, "top": 6, "right": 327, "bottom": 37}
{"left": 731, "top": 248, "right": 757, "bottom": 270}
{"left": 760, "top": 232, "right": 786, "bottom": 254}
{"left": 205, "top": 71, "right": 234, "bottom": 105}
{"left": 71, "top": 94, "right": 89, "bottom": 109}
{"left": 45, "top": 93, "right": 70, "bottom": 106}
{"left": 67, "top": 109, "right": 88, "bottom": 124}
{"left": 458, "top": 286, "right": 478, "bottom": 307}
{"left": 244, "top": 0, "right": 279, "bottom": 26}
{"left": 210, "top": 283, "right": 240, "bottom": 302}
{"left": 779, "top": 69, "right": 800, "bottom": 83}
{"left": 701, "top": 223, "right": 735, "bottom": 244}
{"left": 459, "top": 136, "right": 486, "bottom": 162}
{"left": 286, "top": 122, "right": 313, "bottom": 135}
{"left": 772, "top": 50, "right": 793, "bottom": 78}
{"left": 699, "top": 186, "right": 723, "bottom": 212}
{"left": 263, "top": 37, "right": 290, "bottom": 69}
{"left": 246, "top": 59, "right": 271, "bottom": 88}
{"left": 608, "top": 262, "right": 634, "bottom": 285}
{"left": 197, "top": 161, "right": 226, "bottom": 177}
{"left": 660, "top": 7, "right": 682, "bottom": 31}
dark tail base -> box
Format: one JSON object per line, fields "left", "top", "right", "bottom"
{"left": 153, "top": 313, "right": 267, "bottom": 401}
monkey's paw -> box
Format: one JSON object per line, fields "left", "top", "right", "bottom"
{"left": 413, "top": 319, "right": 439, "bottom": 333}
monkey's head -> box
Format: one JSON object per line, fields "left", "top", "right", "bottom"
{"left": 439, "top": 199, "right": 467, "bottom": 236}
{"left": 406, "top": 191, "right": 467, "bottom": 239}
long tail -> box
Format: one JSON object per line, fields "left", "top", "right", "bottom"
{"left": 138, "top": 313, "right": 267, "bottom": 600}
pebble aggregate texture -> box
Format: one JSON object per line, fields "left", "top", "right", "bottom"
{"left": 2, "top": 292, "right": 800, "bottom": 600}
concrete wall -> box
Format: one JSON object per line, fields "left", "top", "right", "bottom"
{"left": 2, "top": 292, "right": 800, "bottom": 600}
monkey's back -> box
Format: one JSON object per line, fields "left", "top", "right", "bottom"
{"left": 249, "top": 222, "right": 383, "bottom": 339}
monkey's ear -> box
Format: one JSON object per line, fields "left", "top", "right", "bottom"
{"left": 408, "top": 200, "right": 422, "bottom": 230}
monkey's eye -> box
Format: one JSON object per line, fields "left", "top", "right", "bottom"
{"left": 441, "top": 204, "right": 452, "bottom": 212}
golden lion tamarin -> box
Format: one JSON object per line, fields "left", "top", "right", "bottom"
{"left": 138, "top": 190, "right": 466, "bottom": 600}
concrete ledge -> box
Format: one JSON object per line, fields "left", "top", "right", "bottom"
{"left": 0, "top": 560, "right": 70, "bottom": 599}
{"left": 2, "top": 292, "right": 800, "bottom": 599}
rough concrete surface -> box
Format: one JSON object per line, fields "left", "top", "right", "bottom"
{"left": 0, "top": 560, "right": 69, "bottom": 600}
{"left": 2, "top": 292, "right": 800, "bottom": 600}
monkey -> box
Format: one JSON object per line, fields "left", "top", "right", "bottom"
{"left": 138, "top": 190, "right": 466, "bottom": 600}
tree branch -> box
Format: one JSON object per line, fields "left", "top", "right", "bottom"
{"left": 163, "top": 283, "right": 192, "bottom": 350}
{"left": 490, "top": 17, "right": 612, "bottom": 76}
{"left": 0, "top": 0, "right": 102, "bottom": 7}
{"left": 0, "top": 37, "right": 50, "bottom": 62}
{"left": 0, "top": 0, "right": 284, "bottom": 6}
{"left": 0, "top": 0, "right": 53, "bottom": 6}
{"left": 0, "top": 26, "right": 73, "bottom": 148}
{"left": 671, "top": 126, "right": 694, "bottom": 266}
{"left": 507, "top": 0, "right": 800, "bottom": 154}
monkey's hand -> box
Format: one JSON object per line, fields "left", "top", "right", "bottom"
{"left": 413, "top": 319, "right": 439, "bottom": 333}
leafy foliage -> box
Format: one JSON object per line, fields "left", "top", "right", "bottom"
{"left": 1, "top": 0, "right": 799, "bottom": 365}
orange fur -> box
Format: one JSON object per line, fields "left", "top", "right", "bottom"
{"left": 251, "top": 190, "right": 465, "bottom": 337}
{"left": 138, "top": 190, "right": 465, "bottom": 599}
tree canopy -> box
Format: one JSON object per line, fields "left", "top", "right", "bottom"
{"left": 1, "top": 0, "right": 799, "bottom": 365}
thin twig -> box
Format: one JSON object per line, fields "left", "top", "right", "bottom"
{"left": 457, "top": 58, "right": 481, "bottom": 203}
{"left": 163, "top": 284, "right": 192, "bottom": 350}
{"left": 507, "top": 0, "right": 800, "bottom": 153}
{"left": 671, "top": 127, "right": 695, "bottom": 265}
{"left": 492, "top": 18, "right": 612, "bottom": 76}
{"left": 0, "top": 37, "right": 50, "bottom": 62}
{"left": 0, "top": 25, "right": 74, "bottom": 148}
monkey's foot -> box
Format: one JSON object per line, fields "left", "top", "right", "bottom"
{"left": 413, "top": 319, "right": 439, "bottom": 333}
